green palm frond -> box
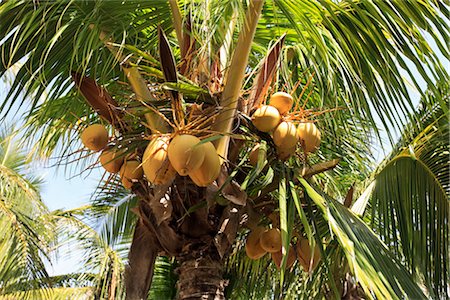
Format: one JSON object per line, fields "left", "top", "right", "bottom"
{"left": 148, "top": 256, "right": 178, "bottom": 300}
{"left": 52, "top": 208, "right": 126, "bottom": 300}
{"left": 0, "top": 0, "right": 447, "bottom": 155}
{"left": 24, "top": 91, "right": 99, "bottom": 159}
{"left": 225, "top": 238, "right": 279, "bottom": 299}
{"left": 301, "top": 179, "right": 427, "bottom": 299}
{"left": 0, "top": 0, "right": 172, "bottom": 118}
{"left": 359, "top": 82, "right": 450, "bottom": 298}
{"left": 1, "top": 0, "right": 448, "bottom": 298}
{"left": 88, "top": 180, "right": 138, "bottom": 256}
{"left": 0, "top": 273, "right": 96, "bottom": 300}
{"left": 0, "top": 287, "right": 93, "bottom": 300}
{"left": 262, "top": 0, "right": 448, "bottom": 141}
{"left": 0, "top": 128, "right": 54, "bottom": 295}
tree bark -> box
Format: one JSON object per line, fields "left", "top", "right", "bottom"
{"left": 176, "top": 245, "right": 228, "bottom": 300}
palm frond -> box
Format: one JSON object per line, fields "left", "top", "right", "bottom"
{"left": 362, "top": 82, "right": 450, "bottom": 298}
{"left": 52, "top": 208, "right": 126, "bottom": 300}
{"left": 0, "top": 287, "right": 93, "bottom": 300}
{"left": 0, "top": 0, "right": 173, "bottom": 118}
{"left": 148, "top": 256, "right": 177, "bottom": 300}
{"left": 0, "top": 129, "right": 54, "bottom": 295}
{"left": 300, "top": 179, "right": 427, "bottom": 299}
{"left": 264, "top": 0, "right": 449, "bottom": 142}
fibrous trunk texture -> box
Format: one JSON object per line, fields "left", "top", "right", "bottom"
{"left": 176, "top": 245, "right": 227, "bottom": 300}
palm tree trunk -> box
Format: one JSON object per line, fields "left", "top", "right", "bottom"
{"left": 125, "top": 222, "right": 159, "bottom": 300}
{"left": 176, "top": 245, "right": 227, "bottom": 300}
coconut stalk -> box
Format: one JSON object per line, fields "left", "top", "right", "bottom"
{"left": 168, "top": 0, "right": 184, "bottom": 54}
{"left": 122, "top": 67, "right": 170, "bottom": 133}
{"left": 91, "top": 25, "right": 170, "bottom": 133}
{"left": 211, "top": 0, "right": 264, "bottom": 162}
{"left": 218, "top": 11, "right": 238, "bottom": 75}
{"left": 301, "top": 159, "right": 340, "bottom": 178}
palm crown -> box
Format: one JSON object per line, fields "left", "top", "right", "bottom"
{"left": 0, "top": 0, "right": 448, "bottom": 299}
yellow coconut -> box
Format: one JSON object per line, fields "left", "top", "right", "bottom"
{"left": 122, "top": 177, "right": 133, "bottom": 190}
{"left": 273, "top": 121, "right": 298, "bottom": 148}
{"left": 245, "top": 227, "right": 267, "bottom": 260}
{"left": 260, "top": 228, "right": 282, "bottom": 253}
{"left": 269, "top": 92, "right": 293, "bottom": 115}
{"left": 296, "top": 238, "right": 321, "bottom": 272}
{"left": 249, "top": 144, "right": 266, "bottom": 167}
{"left": 251, "top": 105, "right": 281, "bottom": 132}
{"left": 297, "top": 122, "right": 321, "bottom": 153}
{"left": 189, "top": 142, "right": 221, "bottom": 187}
{"left": 168, "top": 134, "right": 205, "bottom": 176}
{"left": 99, "top": 148, "right": 124, "bottom": 173}
{"left": 143, "top": 136, "right": 176, "bottom": 185}
{"left": 80, "top": 124, "right": 109, "bottom": 152}
{"left": 271, "top": 245, "right": 296, "bottom": 269}
{"left": 276, "top": 146, "right": 296, "bottom": 160}
{"left": 120, "top": 160, "right": 143, "bottom": 180}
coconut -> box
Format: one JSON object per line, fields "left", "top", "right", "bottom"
{"left": 297, "top": 122, "right": 321, "bottom": 153}
{"left": 80, "top": 124, "right": 109, "bottom": 152}
{"left": 276, "top": 146, "right": 296, "bottom": 160}
{"left": 251, "top": 105, "right": 281, "bottom": 132}
{"left": 168, "top": 134, "right": 205, "bottom": 176}
{"left": 260, "top": 228, "right": 282, "bottom": 253}
{"left": 249, "top": 143, "right": 266, "bottom": 167}
{"left": 245, "top": 227, "right": 267, "bottom": 260}
{"left": 273, "top": 121, "right": 298, "bottom": 148}
{"left": 269, "top": 92, "right": 293, "bottom": 115}
{"left": 120, "top": 160, "right": 143, "bottom": 180}
{"left": 99, "top": 148, "right": 124, "bottom": 173}
{"left": 296, "top": 238, "right": 321, "bottom": 272}
{"left": 189, "top": 142, "right": 221, "bottom": 187}
{"left": 271, "top": 245, "right": 296, "bottom": 269}
{"left": 143, "top": 136, "right": 176, "bottom": 185}
{"left": 122, "top": 177, "right": 133, "bottom": 189}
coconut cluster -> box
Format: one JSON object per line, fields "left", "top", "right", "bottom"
{"left": 245, "top": 227, "right": 283, "bottom": 259}
{"left": 245, "top": 226, "right": 321, "bottom": 271}
{"left": 250, "top": 92, "right": 321, "bottom": 161}
{"left": 80, "top": 124, "right": 145, "bottom": 190}
{"left": 245, "top": 226, "right": 295, "bottom": 268}
{"left": 144, "top": 134, "right": 221, "bottom": 187}
{"left": 80, "top": 124, "right": 221, "bottom": 189}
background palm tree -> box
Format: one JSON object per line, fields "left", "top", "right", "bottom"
{"left": 0, "top": 127, "right": 94, "bottom": 299}
{"left": 0, "top": 0, "right": 448, "bottom": 299}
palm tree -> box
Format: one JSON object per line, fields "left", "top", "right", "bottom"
{"left": 0, "top": 126, "right": 51, "bottom": 296}
{"left": 0, "top": 129, "right": 152, "bottom": 299}
{"left": 0, "top": 127, "right": 96, "bottom": 299}
{"left": 0, "top": 0, "right": 448, "bottom": 299}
